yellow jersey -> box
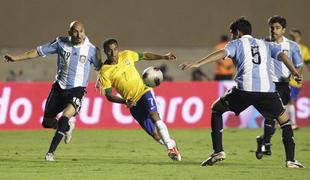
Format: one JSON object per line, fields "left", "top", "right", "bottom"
{"left": 289, "top": 43, "right": 310, "bottom": 87}
{"left": 98, "top": 50, "right": 151, "bottom": 102}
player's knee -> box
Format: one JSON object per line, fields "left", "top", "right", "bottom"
{"left": 265, "top": 118, "right": 276, "bottom": 128}
{"left": 57, "top": 116, "right": 70, "bottom": 133}
{"left": 151, "top": 131, "right": 161, "bottom": 141}
{"left": 149, "top": 112, "right": 161, "bottom": 122}
{"left": 42, "top": 117, "right": 57, "bottom": 129}
{"left": 211, "top": 99, "right": 228, "bottom": 114}
{"left": 276, "top": 110, "right": 289, "bottom": 125}
{"left": 62, "top": 103, "right": 77, "bottom": 118}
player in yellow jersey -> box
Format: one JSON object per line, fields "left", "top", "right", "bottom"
{"left": 288, "top": 28, "right": 310, "bottom": 129}
{"left": 96, "top": 38, "right": 181, "bottom": 161}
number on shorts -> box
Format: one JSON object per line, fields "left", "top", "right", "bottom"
{"left": 73, "top": 97, "right": 81, "bottom": 106}
{"left": 148, "top": 98, "right": 154, "bottom": 106}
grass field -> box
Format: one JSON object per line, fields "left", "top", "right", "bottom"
{"left": 0, "top": 128, "right": 309, "bottom": 180}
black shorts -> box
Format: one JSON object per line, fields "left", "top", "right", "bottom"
{"left": 220, "top": 87, "right": 285, "bottom": 119}
{"left": 44, "top": 82, "right": 86, "bottom": 118}
{"left": 275, "top": 82, "right": 290, "bottom": 105}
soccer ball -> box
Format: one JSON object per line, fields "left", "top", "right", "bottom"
{"left": 142, "top": 66, "right": 163, "bottom": 87}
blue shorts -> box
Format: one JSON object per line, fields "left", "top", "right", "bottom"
{"left": 289, "top": 86, "right": 301, "bottom": 100}
{"left": 130, "top": 90, "right": 158, "bottom": 135}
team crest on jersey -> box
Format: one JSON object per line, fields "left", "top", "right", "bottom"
{"left": 282, "top": 50, "right": 290, "bottom": 56}
{"left": 125, "top": 59, "right": 130, "bottom": 65}
{"left": 79, "top": 55, "right": 86, "bottom": 63}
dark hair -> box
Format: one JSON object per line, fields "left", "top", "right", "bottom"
{"left": 268, "top": 15, "right": 286, "bottom": 28}
{"left": 102, "top": 38, "right": 118, "bottom": 50}
{"left": 290, "top": 28, "right": 302, "bottom": 36}
{"left": 229, "top": 17, "right": 252, "bottom": 35}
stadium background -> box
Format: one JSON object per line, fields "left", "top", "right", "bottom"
{"left": 0, "top": 0, "right": 309, "bottom": 129}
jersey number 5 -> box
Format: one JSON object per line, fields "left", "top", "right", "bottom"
{"left": 251, "top": 46, "right": 261, "bottom": 64}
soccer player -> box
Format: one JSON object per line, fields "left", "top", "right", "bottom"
{"left": 288, "top": 28, "right": 310, "bottom": 129}
{"left": 3, "top": 21, "right": 102, "bottom": 161}
{"left": 255, "top": 16, "right": 303, "bottom": 160}
{"left": 180, "top": 17, "right": 304, "bottom": 168}
{"left": 96, "top": 38, "right": 181, "bottom": 161}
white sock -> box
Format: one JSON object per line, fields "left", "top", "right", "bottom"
{"left": 157, "top": 139, "right": 165, "bottom": 145}
{"left": 287, "top": 104, "right": 296, "bottom": 125}
{"left": 155, "top": 120, "right": 175, "bottom": 149}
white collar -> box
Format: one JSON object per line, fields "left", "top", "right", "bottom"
{"left": 241, "top": 35, "right": 253, "bottom": 38}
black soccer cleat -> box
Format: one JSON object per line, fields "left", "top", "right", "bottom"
{"left": 255, "top": 136, "right": 264, "bottom": 160}
{"left": 262, "top": 144, "right": 272, "bottom": 156}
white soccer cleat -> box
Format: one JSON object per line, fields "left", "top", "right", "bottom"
{"left": 168, "top": 146, "right": 182, "bottom": 161}
{"left": 292, "top": 124, "right": 299, "bottom": 130}
{"left": 201, "top": 151, "right": 226, "bottom": 166}
{"left": 64, "top": 121, "right": 75, "bottom": 144}
{"left": 45, "top": 153, "right": 55, "bottom": 161}
{"left": 286, "top": 160, "right": 304, "bottom": 168}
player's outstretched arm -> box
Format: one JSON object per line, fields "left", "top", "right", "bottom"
{"left": 142, "top": 52, "right": 176, "bottom": 61}
{"left": 3, "top": 49, "right": 40, "bottom": 62}
{"left": 105, "top": 94, "right": 136, "bottom": 108}
{"left": 95, "top": 78, "right": 136, "bottom": 108}
{"left": 278, "top": 52, "right": 303, "bottom": 84}
{"left": 179, "top": 49, "right": 227, "bottom": 70}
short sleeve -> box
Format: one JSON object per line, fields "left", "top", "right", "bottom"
{"left": 36, "top": 38, "right": 59, "bottom": 57}
{"left": 130, "top": 50, "right": 140, "bottom": 62}
{"left": 291, "top": 43, "right": 303, "bottom": 68}
{"left": 122, "top": 50, "right": 140, "bottom": 62}
{"left": 224, "top": 41, "right": 237, "bottom": 59}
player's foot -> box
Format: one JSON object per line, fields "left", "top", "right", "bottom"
{"left": 292, "top": 125, "right": 299, "bottom": 130}
{"left": 45, "top": 153, "right": 55, "bottom": 161}
{"left": 64, "top": 121, "right": 75, "bottom": 144}
{"left": 256, "top": 136, "right": 264, "bottom": 159}
{"left": 262, "top": 144, "right": 272, "bottom": 156}
{"left": 201, "top": 151, "right": 226, "bottom": 166}
{"left": 168, "top": 146, "right": 181, "bottom": 161}
{"left": 286, "top": 160, "right": 304, "bottom": 168}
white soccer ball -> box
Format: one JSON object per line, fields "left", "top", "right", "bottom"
{"left": 142, "top": 66, "right": 163, "bottom": 87}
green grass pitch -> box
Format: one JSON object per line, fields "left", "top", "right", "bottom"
{"left": 0, "top": 128, "right": 309, "bottom": 180}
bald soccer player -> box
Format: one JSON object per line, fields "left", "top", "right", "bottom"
{"left": 4, "top": 21, "right": 102, "bottom": 161}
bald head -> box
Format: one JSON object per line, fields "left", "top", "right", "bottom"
{"left": 68, "top": 20, "right": 86, "bottom": 45}
{"left": 69, "top": 21, "right": 85, "bottom": 31}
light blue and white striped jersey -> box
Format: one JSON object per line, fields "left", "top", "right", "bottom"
{"left": 225, "top": 35, "right": 281, "bottom": 92}
{"left": 270, "top": 37, "right": 303, "bottom": 82}
{"left": 37, "top": 36, "right": 101, "bottom": 89}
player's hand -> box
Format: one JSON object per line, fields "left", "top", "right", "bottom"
{"left": 95, "top": 76, "right": 105, "bottom": 95}
{"left": 3, "top": 54, "right": 15, "bottom": 62}
{"left": 125, "top": 100, "right": 136, "bottom": 108}
{"left": 293, "top": 74, "right": 303, "bottom": 84}
{"left": 164, "top": 52, "right": 176, "bottom": 60}
{"left": 179, "top": 62, "right": 200, "bottom": 70}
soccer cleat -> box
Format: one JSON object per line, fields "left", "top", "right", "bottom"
{"left": 286, "top": 160, "right": 304, "bottom": 168}
{"left": 64, "top": 121, "right": 75, "bottom": 144}
{"left": 201, "top": 151, "right": 226, "bottom": 166}
{"left": 292, "top": 125, "right": 299, "bottom": 130}
{"left": 168, "top": 146, "right": 182, "bottom": 161}
{"left": 45, "top": 153, "right": 55, "bottom": 161}
{"left": 256, "top": 136, "right": 264, "bottom": 160}
{"left": 262, "top": 144, "right": 272, "bottom": 156}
